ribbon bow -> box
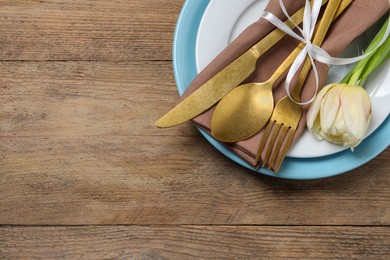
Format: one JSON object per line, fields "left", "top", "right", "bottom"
{"left": 260, "top": 0, "right": 390, "bottom": 105}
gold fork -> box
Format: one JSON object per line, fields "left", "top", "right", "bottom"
{"left": 255, "top": 0, "right": 346, "bottom": 172}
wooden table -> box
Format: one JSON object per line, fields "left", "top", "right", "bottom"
{"left": 0, "top": 1, "right": 389, "bottom": 258}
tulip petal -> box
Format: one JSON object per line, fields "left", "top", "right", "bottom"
{"left": 320, "top": 84, "right": 344, "bottom": 132}
{"left": 311, "top": 115, "right": 324, "bottom": 140}
{"left": 307, "top": 83, "right": 335, "bottom": 130}
{"left": 339, "top": 86, "right": 372, "bottom": 148}
{"left": 327, "top": 108, "right": 347, "bottom": 144}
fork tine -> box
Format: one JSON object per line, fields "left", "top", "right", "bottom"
{"left": 262, "top": 122, "right": 282, "bottom": 168}
{"left": 272, "top": 127, "right": 296, "bottom": 172}
{"left": 267, "top": 125, "right": 289, "bottom": 170}
{"left": 255, "top": 119, "right": 274, "bottom": 164}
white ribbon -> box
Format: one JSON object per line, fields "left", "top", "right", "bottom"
{"left": 260, "top": 0, "right": 390, "bottom": 105}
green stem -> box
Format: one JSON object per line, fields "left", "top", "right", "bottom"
{"left": 340, "top": 66, "right": 354, "bottom": 84}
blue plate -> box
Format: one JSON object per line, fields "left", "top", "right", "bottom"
{"left": 172, "top": 0, "right": 390, "bottom": 180}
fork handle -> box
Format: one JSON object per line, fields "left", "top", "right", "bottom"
{"left": 290, "top": 0, "right": 344, "bottom": 101}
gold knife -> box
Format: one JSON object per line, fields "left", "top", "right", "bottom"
{"left": 156, "top": 0, "right": 336, "bottom": 128}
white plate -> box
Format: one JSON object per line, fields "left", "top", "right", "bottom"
{"left": 196, "top": 0, "right": 390, "bottom": 158}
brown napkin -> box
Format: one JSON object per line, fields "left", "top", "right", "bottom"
{"left": 178, "top": 0, "right": 389, "bottom": 167}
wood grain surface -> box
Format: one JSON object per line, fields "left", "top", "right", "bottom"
{"left": 1, "top": 226, "right": 389, "bottom": 259}
{"left": 0, "top": 0, "right": 389, "bottom": 258}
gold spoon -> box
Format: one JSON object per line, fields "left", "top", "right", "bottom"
{"left": 210, "top": 0, "right": 349, "bottom": 143}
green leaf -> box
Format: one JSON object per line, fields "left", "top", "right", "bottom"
{"left": 359, "top": 31, "right": 390, "bottom": 83}
{"left": 341, "top": 17, "right": 389, "bottom": 85}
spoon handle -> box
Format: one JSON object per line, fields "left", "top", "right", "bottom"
{"left": 267, "top": 0, "right": 350, "bottom": 86}
{"left": 291, "top": 0, "right": 343, "bottom": 101}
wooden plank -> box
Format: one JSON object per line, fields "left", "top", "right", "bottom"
{"left": 0, "top": 226, "right": 389, "bottom": 259}
{"left": 0, "top": 0, "right": 182, "bottom": 61}
{"left": 0, "top": 61, "right": 194, "bottom": 137}
{"left": 0, "top": 134, "right": 389, "bottom": 225}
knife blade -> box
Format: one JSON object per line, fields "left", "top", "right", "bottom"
{"left": 156, "top": 0, "right": 329, "bottom": 128}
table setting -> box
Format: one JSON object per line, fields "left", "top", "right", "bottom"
{"left": 1, "top": 0, "right": 390, "bottom": 258}
{"left": 157, "top": 0, "right": 390, "bottom": 179}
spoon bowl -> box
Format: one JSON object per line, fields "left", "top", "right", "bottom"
{"left": 211, "top": 82, "right": 273, "bottom": 142}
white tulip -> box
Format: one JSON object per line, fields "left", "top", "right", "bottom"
{"left": 307, "top": 83, "right": 372, "bottom": 150}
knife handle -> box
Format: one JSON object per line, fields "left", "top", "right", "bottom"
{"left": 251, "top": 0, "right": 329, "bottom": 57}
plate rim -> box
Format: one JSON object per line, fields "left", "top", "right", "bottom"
{"left": 172, "top": 0, "right": 390, "bottom": 180}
